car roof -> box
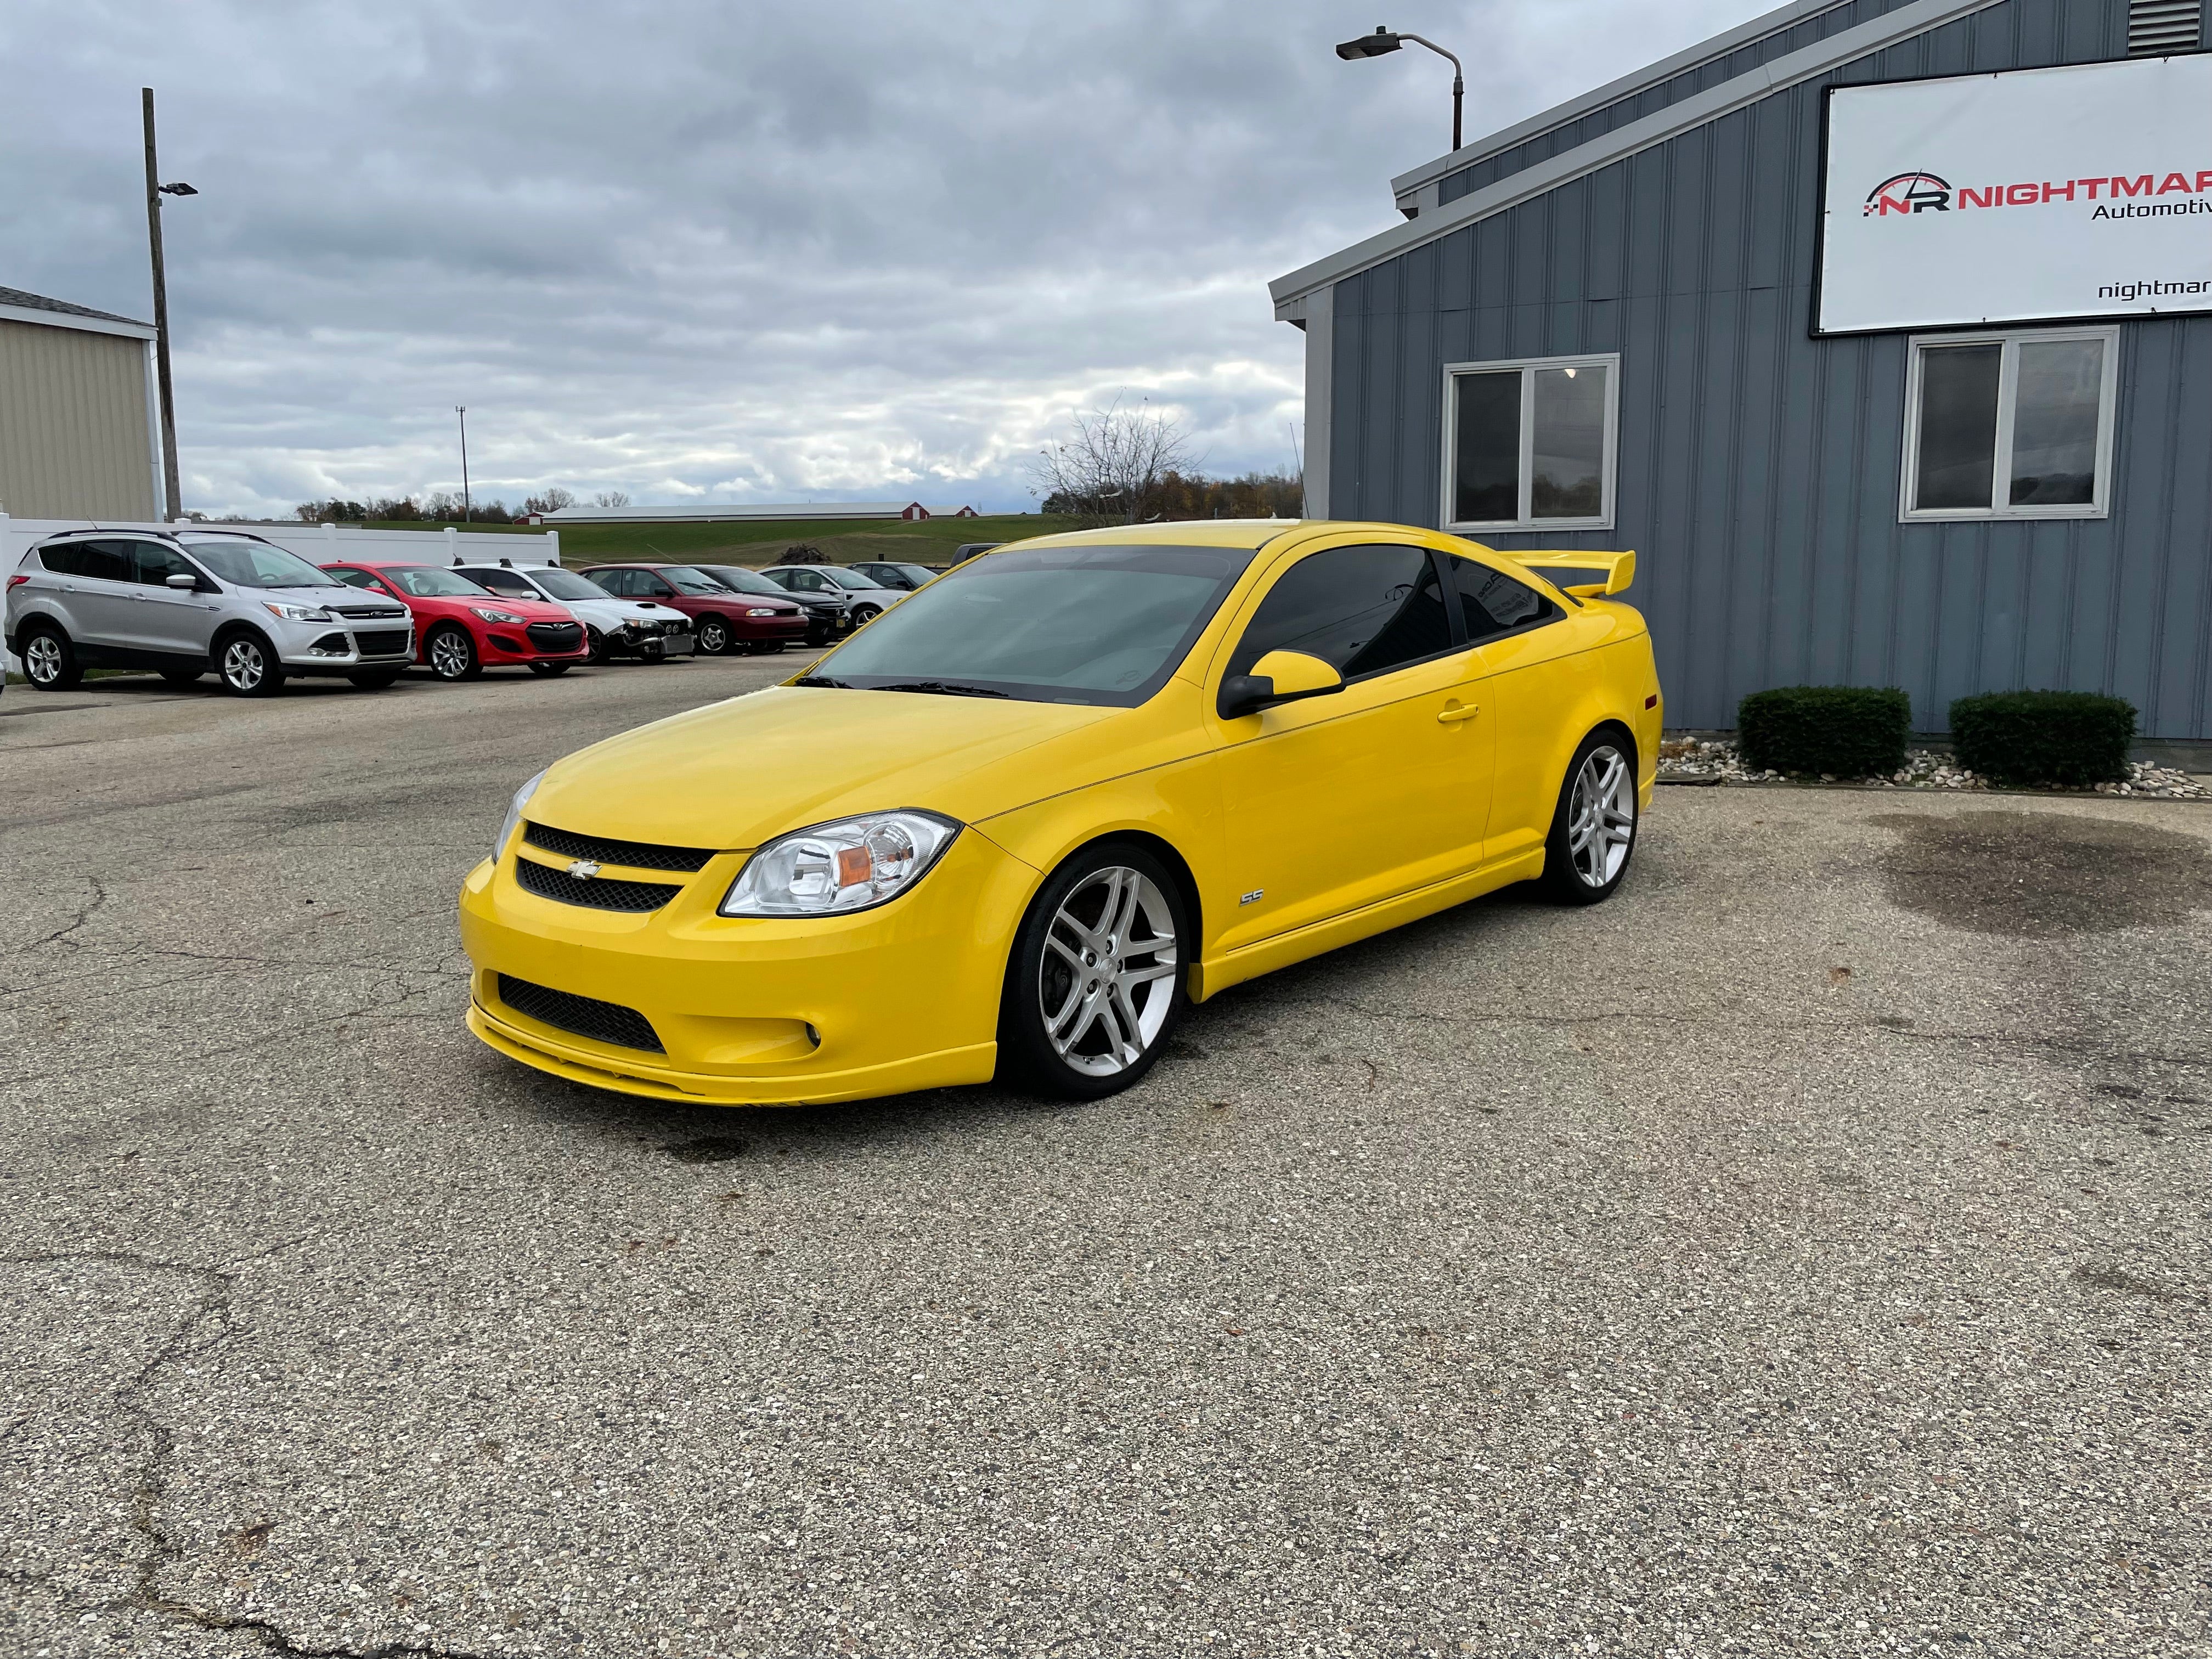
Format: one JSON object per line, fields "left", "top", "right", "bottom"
{"left": 995, "top": 519, "right": 1305, "bottom": 553}
{"left": 37, "top": 526, "right": 275, "bottom": 546}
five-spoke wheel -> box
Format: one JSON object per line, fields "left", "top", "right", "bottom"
{"left": 1542, "top": 732, "right": 1637, "bottom": 902}
{"left": 1002, "top": 844, "right": 1188, "bottom": 1097}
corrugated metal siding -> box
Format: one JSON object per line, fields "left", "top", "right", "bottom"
{"left": 1438, "top": 0, "right": 1933, "bottom": 201}
{"left": 1329, "top": 0, "right": 2212, "bottom": 740}
{"left": 0, "top": 320, "right": 157, "bottom": 521}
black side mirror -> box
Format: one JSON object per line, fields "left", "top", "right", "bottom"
{"left": 1217, "top": 674, "right": 1276, "bottom": 720}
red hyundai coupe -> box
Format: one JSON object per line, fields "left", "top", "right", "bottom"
{"left": 322, "top": 560, "right": 591, "bottom": 680}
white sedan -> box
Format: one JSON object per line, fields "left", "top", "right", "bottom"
{"left": 454, "top": 563, "right": 694, "bottom": 663}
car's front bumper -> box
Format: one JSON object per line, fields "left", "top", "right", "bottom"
{"left": 276, "top": 618, "right": 415, "bottom": 673}
{"left": 458, "top": 826, "right": 1039, "bottom": 1105}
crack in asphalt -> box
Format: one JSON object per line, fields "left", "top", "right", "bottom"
{"left": 32, "top": 875, "right": 107, "bottom": 950}
{"left": 4, "top": 1244, "right": 499, "bottom": 1659}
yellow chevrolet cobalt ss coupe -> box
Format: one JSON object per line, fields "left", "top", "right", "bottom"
{"left": 460, "top": 521, "right": 1661, "bottom": 1105}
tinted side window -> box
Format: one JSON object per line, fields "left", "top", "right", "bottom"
{"left": 38, "top": 544, "right": 86, "bottom": 577}
{"left": 470, "top": 568, "right": 534, "bottom": 596}
{"left": 1230, "top": 545, "right": 1452, "bottom": 681}
{"left": 329, "top": 567, "right": 382, "bottom": 590}
{"left": 1451, "top": 555, "right": 1559, "bottom": 641}
{"left": 636, "top": 572, "right": 674, "bottom": 596}
{"left": 76, "top": 540, "right": 134, "bottom": 583}
{"left": 130, "top": 541, "right": 200, "bottom": 586}
{"left": 583, "top": 568, "right": 625, "bottom": 595}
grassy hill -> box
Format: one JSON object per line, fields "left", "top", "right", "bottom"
{"left": 359, "top": 512, "right": 1076, "bottom": 569}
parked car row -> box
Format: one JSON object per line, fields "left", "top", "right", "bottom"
{"left": 3, "top": 527, "right": 917, "bottom": 697}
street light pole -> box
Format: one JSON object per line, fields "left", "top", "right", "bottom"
{"left": 1335, "top": 27, "right": 1465, "bottom": 153}
{"left": 142, "top": 87, "right": 189, "bottom": 522}
{"left": 455, "top": 406, "right": 471, "bottom": 522}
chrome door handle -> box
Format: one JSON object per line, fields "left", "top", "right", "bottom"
{"left": 1436, "top": 703, "right": 1481, "bottom": 724}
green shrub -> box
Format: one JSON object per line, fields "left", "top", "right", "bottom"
{"left": 1949, "top": 690, "right": 2135, "bottom": 787}
{"left": 1737, "top": 686, "right": 1912, "bottom": 777}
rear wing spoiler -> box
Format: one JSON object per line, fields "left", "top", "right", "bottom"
{"left": 1500, "top": 549, "right": 1635, "bottom": 598}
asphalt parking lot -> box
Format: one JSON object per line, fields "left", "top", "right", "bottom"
{"left": 3, "top": 658, "right": 2208, "bottom": 1658}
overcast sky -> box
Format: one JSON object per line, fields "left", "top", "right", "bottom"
{"left": 3, "top": 0, "right": 1756, "bottom": 517}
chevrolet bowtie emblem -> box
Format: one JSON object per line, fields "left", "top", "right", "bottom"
{"left": 566, "top": 859, "right": 601, "bottom": 881}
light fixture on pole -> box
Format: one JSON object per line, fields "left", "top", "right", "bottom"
{"left": 455, "top": 405, "right": 471, "bottom": 522}
{"left": 1335, "top": 26, "right": 1465, "bottom": 153}
{"left": 142, "top": 87, "right": 196, "bottom": 522}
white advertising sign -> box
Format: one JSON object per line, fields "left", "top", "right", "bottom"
{"left": 1818, "top": 55, "right": 2212, "bottom": 334}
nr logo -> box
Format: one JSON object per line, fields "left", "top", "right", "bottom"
{"left": 1864, "top": 171, "right": 1952, "bottom": 217}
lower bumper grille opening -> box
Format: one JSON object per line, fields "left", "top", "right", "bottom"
{"left": 353, "top": 629, "right": 410, "bottom": 655}
{"left": 497, "top": 974, "right": 664, "bottom": 1053}
{"left": 527, "top": 621, "right": 585, "bottom": 652}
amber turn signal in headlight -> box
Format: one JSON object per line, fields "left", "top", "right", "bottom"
{"left": 720, "top": 810, "right": 960, "bottom": 917}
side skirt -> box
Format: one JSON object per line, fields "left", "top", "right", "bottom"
{"left": 1189, "top": 850, "right": 1546, "bottom": 1002}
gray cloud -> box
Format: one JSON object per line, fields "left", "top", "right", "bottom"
{"left": 2, "top": 0, "right": 1754, "bottom": 516}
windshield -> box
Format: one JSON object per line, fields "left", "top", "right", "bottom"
{"left": 808, "top": 544, "right": 1255, "bottom": 706}
{"left": 816, "top": 568, "right": 875, "bottom": 591}
{"left": 530, "top": 568, "right": 610, "bottom": 602}
{"left": 894, "top": 565, "right": 936, "bottom": 584}
{"left": 382, "top": 566, "right": 495, "bottom": 597}
{"left": 658, "top": 565, "right": 731, "bottom": 595}
{"left": 696, "top": 566, "right": 789, "bottom": 597}
{"left": 183, "top": 540, "right": 335, "bottom": 590}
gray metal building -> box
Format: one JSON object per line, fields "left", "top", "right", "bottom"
{"left": 0, "top": 286, "right": 162, "bottom": 522}
{"left": 1272, "top": 0, "right": 2212, "bottom": 740}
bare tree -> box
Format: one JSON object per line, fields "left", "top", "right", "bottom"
{"left": 594, "top": 489, "right": 631, "bottom": 509}
{"left": 523, "top": 486, "right": 577, "bottom": 516}
{"left": 1027, "top": 398, "right": 1195, "bottom": 525}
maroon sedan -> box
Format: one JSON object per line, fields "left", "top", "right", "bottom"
{"left": 580, "top": 563, "right": 808, "bottom": 656}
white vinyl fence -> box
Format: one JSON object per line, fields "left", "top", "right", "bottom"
{"left": 3, "top": 515, "right": 561, "bottom": 676}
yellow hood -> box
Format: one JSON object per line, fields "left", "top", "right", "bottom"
{"left": 527, "top": 685, "right": 1116, "bottom": 851}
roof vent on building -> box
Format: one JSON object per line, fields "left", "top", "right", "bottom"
{"left": 2128, "top": 0, "right": 2199, "bottom": 54}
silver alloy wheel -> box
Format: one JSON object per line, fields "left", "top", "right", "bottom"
{"left": 222, "top": 637, "right": 266, "bottom": 691}
{"left": 1567, "top": 744, "right": 1635, "bottom": 888}
{"left": 25, "top": 634, "right": 63, "bottom": 684}
{"left": 698, "top": 618, "right": 728, "bottom": 653}
{"left": 430, "top": 629, "right": 472, "bottom": 679}
{"left": 851, "top": 605, "right": 881, "bottom": 625}
{"left": 1038, "top": 866, "right": 1178, "bottom": 1078}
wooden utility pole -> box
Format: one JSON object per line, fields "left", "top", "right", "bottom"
{"left": 143, "top": 88, "right": 183, "bottom": 523}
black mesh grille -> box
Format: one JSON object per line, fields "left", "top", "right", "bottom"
{"left": 514, "top": 855, "right": 681, "bottom": 912}
{"left": 527, "top": 622, "right": 584, "bottom": 652}
{"left": 523, "top": 821, "right": 714, "bottom": 872}
{"left": 353, "top": 630, "right": 410, "bottom": 655}
{"left": 497, "top": 974, "right": 663, "bottom": 1053}
{"left": 331, "top": 603, "right": 407, "bottom": 620}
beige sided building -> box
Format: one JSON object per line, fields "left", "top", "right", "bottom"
{"left": 0, "top": 285, "right": 162, "bottom": 521}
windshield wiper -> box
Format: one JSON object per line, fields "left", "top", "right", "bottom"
{"left": 873, "top": 680, "right": 1011, "bottom": 698}
{"left": 791, "top": 674, "right": 850, "bottom": 689}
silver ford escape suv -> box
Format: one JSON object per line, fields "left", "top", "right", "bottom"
{"left": 5, "top": 529, "right": 416, "bottom": 696}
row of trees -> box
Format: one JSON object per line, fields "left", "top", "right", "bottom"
{"left": 290, "top": 488, "right": 629, "bottom": 524}
{"left": 1029, "top": 400, "right": 1302, "bottom": 524}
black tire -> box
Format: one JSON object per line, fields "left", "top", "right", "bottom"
{"left": 1538, "top": 727, "right": 1640, "bottom": 905}
{"left": 348, "top": 669, "right": 403, "bottom": 690}
{"left": 850, "top": 605, "right": 882, "bottom": 627}
{"left": 19, "top": 624, "right": 83, "bottom": 691}
{"left": 585, "top": 627, "right": 610, "bottom": 664}
{"left": 216, "top": 630, "right": 286, "bottom": 697}
{"left": 997, "top": 840, "right": 1190, "bottom": 1101}
{"left": 695, "top": 615, "right": 732, "bottom": 655}
{"left": 528, "top": 661, "right": 571, "bottom": 677}
{"left": 159, "top": 667, "right": 204, "bottom": 688}
{"left": 425, "top": 624, "right": 481, "bottom": 682}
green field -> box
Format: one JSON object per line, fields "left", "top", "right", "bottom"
{"left": 360, "top": 512, "right": 1076, "bottom": 569}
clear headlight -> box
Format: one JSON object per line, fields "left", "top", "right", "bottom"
{"left": 493, "top": 769, "right": 546, "bottom": 866}
{"left": 745, "top": 607, "right": 780, "bottom": 617}
{"left": 264, "top": 602, "right": 334, "bottom": 623}
{"left": 470, "top": 606, "right": 526, "bottom": 624}
{"left": 720, "top": 810, "right": 959, "bottom": 917}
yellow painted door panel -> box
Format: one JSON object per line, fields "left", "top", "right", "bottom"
{"left": 1210, "top": 647, "right": 1494, "bottom": 953}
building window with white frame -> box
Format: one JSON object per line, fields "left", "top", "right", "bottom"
{"left": 1442, "top": 353, "right": 1619, "bottom": 531}
{"left": 1901, "top": 326, "right": 2118, "bottom": 521}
